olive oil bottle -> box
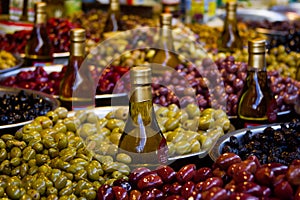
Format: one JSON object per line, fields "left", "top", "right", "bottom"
{"left": 237, "top": 39, "right": 277, "bottom": 128}
{"left": 118, "top": 66, "right": 168, "bottom": 170}
{"left": 59, "top": 28, "right": 95, "bottom": 110}
{"left": 25, "top": 2, "right": 53, "bottom": 67}
{"left": 102, "top": 0, "right": 124, "bottom": 39}
{"left": 217, "top": 1, "right": 242, "bottom": 53}
{"left": 151, "top": 13, "right": 181, "bottom": 70}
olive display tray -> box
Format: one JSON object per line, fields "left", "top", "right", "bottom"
{"left": 0, "top": 54, "right": 24, "bottom": 74}
{"left": 0, "top": 86, "right": 60, "bottom": 133}
{"left": 209, "top": 123, "right": 282, "bottom": 162}
{"left": 20, "top": 52, "right": 70, "bottom": 59}
{"left": 0, "top": 65, "right": 128, "bottom": 107}
{"left": 68, "top": 106, "right": 234, "bottom": 161}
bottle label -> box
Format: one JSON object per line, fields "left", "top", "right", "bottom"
{"left": 158, "top": 138, "right": 168, "bottom": 164}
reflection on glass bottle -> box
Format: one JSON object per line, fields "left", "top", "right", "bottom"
{"left": 25, "top": 2, "right": 53, "bottom": 67}
{"left": 217, "top": 1, "right": 242, "bottom": 53}
{"left": 151, "top": 13, "right": 181, "bottom": 70}
{"left": 59, "top": 28, "right": 95, "bottom": 110}
{"left": 102, "top": 0, "right": 124, "bottom": 39}
{"left": 118, "top": 66, "right": 168, "bottom": 170}
{"left": 237, "top": 39, "right": 277, "bottom": 128}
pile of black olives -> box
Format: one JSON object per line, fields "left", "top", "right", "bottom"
{"left": 222, "top": 118, "right": 300, "bottom": 165}
{"left": 0, "top": 90, "right": 53, "bottom": 125}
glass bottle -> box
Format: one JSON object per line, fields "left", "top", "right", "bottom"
{"left": 217, "top": 1, "right": 242, "bottom": 53}
{"left": 25, "top": 2, "right": 53, "bottom": 67}
{"left": 151, "top": 13, "right": 181, "bottom": 71}
{"left": 59, "top": 28, "right": 95, "bottom": 110}
{"left": 118, "top": 66, "right": 169, "bottom": 170}
{"left": 102, "top": 0, "right": 124, "bottom": 39}
{"left": 237, "top": 39, "right": 277, "bottom": 128}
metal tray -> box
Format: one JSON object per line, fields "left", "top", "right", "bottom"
{"left": 0, "top": 54, "right": 24, "bottom": 74}
{"left": 68, "top": 106, "right": 232, "bottom": 161}
{"left": 0, "top": 86, "right": 60, "bottom": 133}
{"left": 209, "top": 123, "right": 282, "bottom": 161}
{"left": 20, "top": 52, "right": 70, "bottom": 59}
{"left": 0, "top": 65, "right": 128, "bottom": 106}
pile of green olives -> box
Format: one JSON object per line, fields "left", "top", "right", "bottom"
{"left": 0, "top": 107, "right": 130, "bottom": 199}
{"left": 81, "top": 103, "right": 230, "bottom": 161}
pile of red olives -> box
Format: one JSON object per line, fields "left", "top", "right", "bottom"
{"left": 97, "top": 153, "right": 300, "bottom": 200}
{"left": 98, "top": 152, "right": 300, "bottom": 200}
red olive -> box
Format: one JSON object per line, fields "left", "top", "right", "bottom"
{"left": 202, "top": 177, "right": 224, "bottom": 191}
{"left": 169, "top": 182, "right": 182, "bottom": 195}
{"left": 255, "top": 167, "right": 275, "bottom": 186}
{"left": 155, "top": 165, "right": 176, "bottom": 183}
{"left": 194, "top": 167, "right": 213, "bottom": 182}
{"left": 137, "top": 173, "right": 163, "bottom": 190}
{"left": 233, "top": 171, "right": 254, "bottom": 184}
{"left": 215, "top": 153, "right": 242, "bottom": 170}
{"left": 203, "top": 187, "right": 228, "bottom": 200}
{"left": 112, "top": 186, "right": 129, "bottom": 200}
{"left": 235, "top": 181, "right": 264, "bottom": 197}
{"left": 129, "top": 190, "right": 141, "bottom": 200}
{"left": 286, "top": 165, "right": 300, "bottom": 186}
{"left": 97, "top": 184, "right": 115, "bottom": 200}
{"left": 180, "top": 181, "right": 195, "bottom": 199}
{"left": 176, "top": 164, "right": 196, "bottom": 183}
{"left": 229, "top": 192, "right": 259, "bottom": 200}
{"left": 165, "top": 195, "right": 185, "bottom": 200}
{"left": 140, "top": 188, "right": 164, "bottom": 200}
{"left": 129, "top": 167, "right": 153, "bottom": 186}
{"left": 262, "top": 163, "right": 288, "bottom": 176}
{"left": 274, "top": 180, "right": 293, "bottom": 200}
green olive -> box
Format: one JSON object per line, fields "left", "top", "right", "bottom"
{"left": 0, "top": 139, "right": 6, "bottom": 148}
{"left": 27, "top": 189, "right": 40, "bottom": 200}
{"left": 116, "top": 153, "right": 132, "bottom": 164}
{"left": 31, "top": 177, "right": 46, "bottom": 195}
{"left": 0, "top": 149, "right": 7, "bottom": 162}
{"left": 63, "top": 117, "right": 81, "bottom": 132}
{"left": 53, "top": 132, "right": 68, "bottom": 150}
{"left": 75, "top": 110, "right": 88, "bottom": 123}
{"left": 59, "top": 185, "right": 73, "bottom": 196}
{"left": 53, "top": 122, "right": 67, "bottom": 134}
{"left": 165, "top": 117, "right": 180, "bottom": 131}
{"left": 46, "top": 111, "right": 59, "bottom": 123}
{"left": 46, "top": 187, "right": 58, "bottom": 196}
{"left": 74, "top": 169, "right": 88, "bottom": 181}
{"left": 114, "top": 108, "right": 128, "bottom": 120}
{"left": 174, "top": 140, "right": 191, "bottom": 155}
{"left": 23, "top": 147, "right": 36, "bottom": 161}
{"left": 80, "top": 189, "right": 97, "bottom": 200}
{"left": 34, "top": 116, "right": 53, "bottom": 129}
{"left": 86, "top": 112, "right": 99, "bottom": 123}
{"left": 198, "top": 115, "right": 214, "bottom": 130}
{"left": 11, "top": 166, "right": 21, "bottom": 176}
{"left": 10, "top": 157, "right": 21, "bottom": 167}
{"left": 185, "top": 103, "right": 200, "bottom": 118}
{"left": 54, "top": 107, "right": 68, "bottom": 119}
{"left": 54, "top": 175, "right": 67, "bottom": 190}
{"left": 106, "top": 119, "right": 125, "bottom": 131}
{"left": 79, "top": 123, "right": 97, "bottom": 138}
{"left": 6, "top": 185, "right": 22, "bottom": 199}
{"left": 36, "top": 154, "right": 49, "bottom": 166}
{"left": 156, "top": 107, "right": 169, "bottom": 118}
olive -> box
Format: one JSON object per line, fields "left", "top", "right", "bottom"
{"left": 54, "top": 107, "right": 68, "bottom": 119}
{"left": 46, "top": 111, "right": 59, "bottom": 123}
{"left": 6, "top": 185, "right": 22, "bottom": 199}
{"left": 31, "top": 177, "right": 46, "bottom": 195}
{"left": 53, "top": 132, "right": 68, "bottom": 150}
{"left": 0, "top": 149, "right": 7, "bottom": 162}
{"left": 63, "top": 116, "right": 81, "bottom": 132}
{"left": 27, "top": 189, "right": 40, "bottom": 200}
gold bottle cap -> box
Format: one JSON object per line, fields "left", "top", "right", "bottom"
{"left": 248, "top": 38, "right": 266, "bottom": 54}
{"left": 130, "top": 66, "right": 152, "bottom": 85}
{"left": 35, "top": 2, "right": 47, "bottom": 14}
{"left": 70, "top": 28, "right": 86, "bottom": 42}
{"left": 111, "top": 0, "right": 120, "bottom": 11}
{"left": 160, "top": 13, "right": 172, "bottom": 27}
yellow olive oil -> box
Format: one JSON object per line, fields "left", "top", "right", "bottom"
{"left": 118, "top": 66, "right": 168, "bottom": 170}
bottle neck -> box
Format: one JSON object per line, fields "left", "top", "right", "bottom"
{"left": 159, "top": 25, "right": 175, "bottom": 51}
{"left": 248, "top": 52, "right": 266, "bottom": 71}
{"left": 129, "top": 85, "right": 153, "bottom": 126}
{"left": 224, "top": 10, "right": 237, "bottom": 28}
{"left": 35, "top": 13, "right": 47, "bottom": 25}
{"left": 70, "top": 41, "right": 85, "bottom": 57}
